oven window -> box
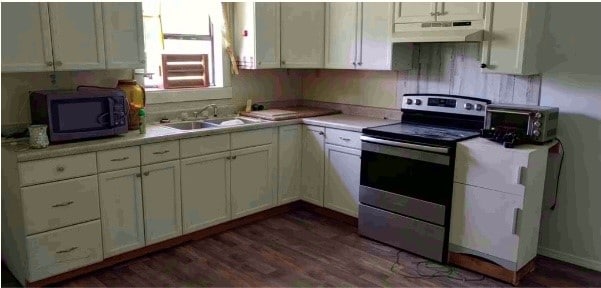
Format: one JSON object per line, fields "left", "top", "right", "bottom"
{"left": 490, "top": 112, "right": 529, "bottom": 134}
{"left": 51, "top": 99, "right": 110, "bottom": 132}
{"left": 360, "top": 150, "right": 452, "bottom": 205}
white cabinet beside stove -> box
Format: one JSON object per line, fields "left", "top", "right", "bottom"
{"left": 450, "top": 137, "right": 554, "bottom": 271}
{"left": 324, "top": 143, "right": 361, "bottom": 217}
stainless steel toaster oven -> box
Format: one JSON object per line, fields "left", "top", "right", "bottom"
{"left": 482, "top": 103, "right": 559, "bottom": 146}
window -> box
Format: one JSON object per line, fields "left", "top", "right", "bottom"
{"left": 141, "top": 0, "right": 224, "bottom": 89}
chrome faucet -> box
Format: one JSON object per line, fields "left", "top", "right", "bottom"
{"left": 194, "top": 104, "right": 218, "bottom": 118}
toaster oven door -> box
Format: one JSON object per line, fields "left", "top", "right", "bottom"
{"left": 486, "top": 110, "right": 533, "bottom": 136}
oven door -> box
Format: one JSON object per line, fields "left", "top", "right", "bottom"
{"left": 359, "top": 136, "right": 452, "bottom": 225}
{"left": 48, "top": 97, "right": 120, "bottom": 142}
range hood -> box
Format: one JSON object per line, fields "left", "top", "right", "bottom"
{"left": 391, "top": 29, "right": 484, "bottom": 43}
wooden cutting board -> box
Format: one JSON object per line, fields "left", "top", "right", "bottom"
{"left": 240, "top": 107, "right": 340, "bottom": 120}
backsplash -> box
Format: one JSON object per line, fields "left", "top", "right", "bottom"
{"left": 302, "top": 42, "right": 542, "bottom": 109}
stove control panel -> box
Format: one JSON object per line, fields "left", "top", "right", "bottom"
{"left": 401, "top": 94, "right": 489, "bottom": 117}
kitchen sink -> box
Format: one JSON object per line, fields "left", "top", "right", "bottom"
{"left": 203, "top": 117, "right": 263, "bottom": 125}
{"left": 162, "top": 121, "right": 220, "bottom": 130}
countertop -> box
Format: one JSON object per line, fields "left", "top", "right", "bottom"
{"left": 3, "top": 114, "right": 400, "bottom": 162}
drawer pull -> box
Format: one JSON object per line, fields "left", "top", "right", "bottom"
{"left": 56, "top": 246, "right": 78, "bottom": 254}
{"left": 143, "top": 171, "right": 150, "bottom": 176}
{"left": 110, "top": 156, "right": 130, "bottom": 162}
{"left": 51, "top": 201, "right": 74, "bottom": 208}
{"left": 56, "top": 166, "right": 65, "bottom": 172}
{"left": 318, "top": 131, "right": 325, "bottom": 136}
{"left": 152, "top": 150, "right": 170, "bottom": 155}
{"left": 136, "top": 173, "right": 141, "bottom": 178}
{"left": 232, "top": 156, "right": 237, "bottom": 160}
{"left": 339, "top": 137, "right": 351, "bottom": 141}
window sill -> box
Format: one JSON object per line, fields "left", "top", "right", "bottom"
{"left": 145, "top": 86, "right": 233, "bottom": 104}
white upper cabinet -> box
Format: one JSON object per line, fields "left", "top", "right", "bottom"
{"left": 481, "top": 3, "right": 548, "bottom": 75}
{"left": 280, "top": 3, "right": 325, "bottom": 68}
{"left": 324, "top": 3, "right": 358, "bottom": 69}
{"left": 358, "top": 3, "right": 394, "bottom": 70}
{"left": 436, "top": 2, "right": 485, "bottom": 21}
{"left": 102, "top": 3, "right": 145, "bottom": 69}
{"left": 394, "top": 2, "right": 436, "bottom": 23}
{"left": 48, "top": 3, "right": 105, "bottom": 71}
{"left": 1, "top": 3, "right": 53, "bottom": 72}
{"left": 234, "top": 2, "right": 280, "bottom": 69}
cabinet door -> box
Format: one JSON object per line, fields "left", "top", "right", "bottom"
{"left": 436, "top": 2, "right": 485, "bottom": 21}
{"left": 280, "top": 3, "right": 325, "bottom": 68}
{"left": 278, "top": 125, "right": 302, "bottom": 204}
{"left": 324, "top": 144, "right": 361, "bottom": 217}
{"left": 98, "top": 167, "right": 145, "bottom": 257}
{"left": 324, "top": 3, "right": 358, "bottom": 69}
{"left": 301, "top": 125, "right": 325, "bottom": 206}
{"left": 181, "top": 152, "right": 231, "bottom": 233}
{"left": 357, "top": 3, "right": 392, "bottom": 71}
{"left": 48, "top": 3, "right": 105, "bottom": 70}
{"left": 255, "top": 2, "right": 281, "bottom": 69}
{"left": 1, "top": 2, "right": 53, "bottom": 72}
{"left": 394, "top": 2, "right": 436, "bottom": 23}
{"left": 141, "top": 160, "right": 182, "bottom": 244}
{"left": 102, "top": 3, "right": 145, "bottom": 69}
{"left": 230, "top": 145, "right": 275, "bottom": 218}
{"left": 450, "top": 183, "right": 522, "bottom": 263}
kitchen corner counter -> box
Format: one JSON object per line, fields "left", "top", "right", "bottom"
{"left": 3, "top": 114, "right": 399, "bottom": 162}
{"left": 302, "top": 114, "right": 400, "bottom": 132}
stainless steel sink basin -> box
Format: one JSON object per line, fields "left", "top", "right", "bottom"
{"left": 162, "top": 121, "right": 219, "bottom": 130}
{"left": 203, "top": 117, "right": 262, "bottom": 125}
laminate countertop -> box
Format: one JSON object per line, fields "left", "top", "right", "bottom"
{"left": 3, "top": 114, "right": 400, "bottom": 162}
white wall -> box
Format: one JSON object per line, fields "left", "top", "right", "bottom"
{"left": 537, "top": 3, "right": 601, "bottom": 271}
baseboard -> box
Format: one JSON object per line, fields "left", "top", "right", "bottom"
{"left": 538, "top": 246, "right": 601, "bottom": 272}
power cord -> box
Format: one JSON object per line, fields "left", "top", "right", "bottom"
{"left": 390, "top": 250, "right": 485, "bottom": 282}
{"left": 550, "top": 137, "right": 565, "bottom": 210}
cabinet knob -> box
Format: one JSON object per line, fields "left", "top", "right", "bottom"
{"left": 318, "top": 131, "right": 325, "bottom": 136}
{"left": 56, "top": 166, "right": 65, "bottom": 172}
{"left": 143, "top": 171, "right": 150, "bottom": 176}
{"left": 480, "top": 63, "right": 487, "bottom": 68}
{"left": 281, "top": 60, "right": 286, "bottom": 65}
{"left": 136, "top": 173, "right": 141, "bottom": 178}
{"left": 46, "top": 61, "right": 53, "bottom": 67}
{"left": 357, "top": 62, "right": 363, "bottom": 66}
{"left": 140, "top": 59, "right": 146, "bottom": 64}
{"left": 352, "top": 62, "right": 356, "bottom": 65}
{"left": 55, "top": 61, "right": 63, "bottom": 67}
{"left": 430, "top": 12, "right": 437, "bottom": 16}
{"left": 232, "top": 155, "right": 237, "bottom": 160}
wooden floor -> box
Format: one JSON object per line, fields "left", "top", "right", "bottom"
{"left": 4, "top": 210, "right": 601, "bottom": 287}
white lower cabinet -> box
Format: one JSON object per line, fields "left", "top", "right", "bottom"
{"left": 450, "top": 183, "right": 522, "bottom": 263}
{"left": 98, "top": 167, "right": 145, "bottom": 257}
{"left": 301, "top": 125, "right": 326, "bottom": 206}
{"left": 278, "top": 125, "right": 302, "bottom": 204}
{"left": 141, "top": 160, "right": 182, "bottom": 245}
{"left": 323, "top": 144, "right": 361, "bottom": 217}
{"left": 230, "top": 144, "right": 275, "bottom": 218}
{"left": 181, "top": 152, "right": 231, "bottom": 233}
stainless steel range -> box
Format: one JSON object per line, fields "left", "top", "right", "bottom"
{"left": 358, "top": 94, "right": 490, "bottom": 263}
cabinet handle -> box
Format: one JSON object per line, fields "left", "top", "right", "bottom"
{"left": 110, "top": 156, "right": 129, "bottom": 162}
{"left": 480, "top": 63, "right": 488, "bottom": 69}
{"left": 140, "top": 59, "right": 146, "bottom": 64}
{"left": 56, "top": 166, "right": 65, "bottom": 172}
{"left": 430, "top": 12, "right": 437, "bottom": 16}
{"left": 352, "top": 62, "right": 356, "bottom": 65}
{"left": 143, "top": 171, "right": 150, "bottom": 176}
{"left": 46, "top": 61, "right": 53, "bottom": 67}
{"left": 339, "top": 137, "right": 351, "bottom": 141}
{"left": 318, "top": 131, "right": 325, "bottom": 136}
{"left": 152, "top": 150, "right": 170, "bottom": 155}
{"left": 226, "top": 156, "right": 231, "bottom": 160}
{"left": 51, "top": 201, "right": 74, "bottom": 208}
{"left": 281, "top": 60, "right": 286, "bottom": 65}
{"left": 231, "top": 156, "right": 237, "bottom": 160}
{"left": 516, "top": 166, "right": 526, "bottom": 185}
{"left": 56, "top": 247, "right": 78, "bottom": 254}
{"left": 55, "top": 61, "right": 63, "bottom": 66}
{"left": 512, "top": 208, "right": 521, "bottom": 235}
{"left": 357, "top": 62, "right": 363, "bottom": 66}
{"left": 136, "top": 173, "right": 141, "bottom": 178}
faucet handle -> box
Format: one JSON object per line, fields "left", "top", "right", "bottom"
{"left": 193, "top": 111, "right": 199, "bottom": 119}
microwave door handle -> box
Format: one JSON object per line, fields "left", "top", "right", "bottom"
{"left": 107, "top": 97, "right": 115, "bottom": 127}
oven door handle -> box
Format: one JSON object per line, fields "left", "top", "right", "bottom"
{"left": 360, "top": 136, "right": 449, "bottom": 154}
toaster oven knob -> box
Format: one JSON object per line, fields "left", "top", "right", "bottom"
{"left": 533, "top": 129, "right": 541, "bottom": 137}
{"left": 535, "top": 112, "right": 543, "bottom": 118}
{"left": 533, "top": 121, "right": 542, "bottom": 127}
{"left": 464, "top": 103, "right": 474, "bottom": 110}
{"left": 406, "top": 98, "right": 413, "bottom": 105}
{"left": 415, "top": 99, "right": 422, "bottom": 105}
{"left": 475, "top": 104, "right": 484, "bottom": 111}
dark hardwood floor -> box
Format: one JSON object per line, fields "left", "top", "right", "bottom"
{"left": 3, "top": 210, "right": 601, "bottom": 287}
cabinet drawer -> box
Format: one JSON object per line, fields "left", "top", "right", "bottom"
{"left": 231, "top": 128, "right": 273, "bottom": 150}
{"left": 21, "top": 175, "right": 100, "bottom": 235}
{"left": 18, "top": 153, "right": 97, "bottom": 186}
{"left": 180, "top": 134, "right": 230, "bottom": 158}
{"left": 325, "top": 128, "right": 361, "bottom": 149}
{"left": 26, "top": 220, "right": 103, "bottom": 282}
{"left": 97, "top": 146, "right": 140, "bottom": 172}
{"left": 141, "top": 141, "right": 179, "bottom": 165}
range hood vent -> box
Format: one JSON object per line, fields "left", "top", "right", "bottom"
{"left": 391, "top": 29, "right": 484, "bottom": 43}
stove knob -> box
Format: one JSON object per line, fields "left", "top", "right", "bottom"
{"left": 535, "top": 112, "right": 543, "bottom": 118}
{"left": 406, "top": 98, "right": 413, "bottom": 105}
{"left": 475, "top": 104, "right": 484, "bottom": 111}
{"left": 533, "top": 129, "right": 541, "bottom": 137}
{"left": 415, "top": 99, "right": 422, "bottom": 105}
{"left": 464, "top": 103, "right": 474, "bottom": 110}
{"left": 533, "top": 121, "right": 541, "bottom": 127}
